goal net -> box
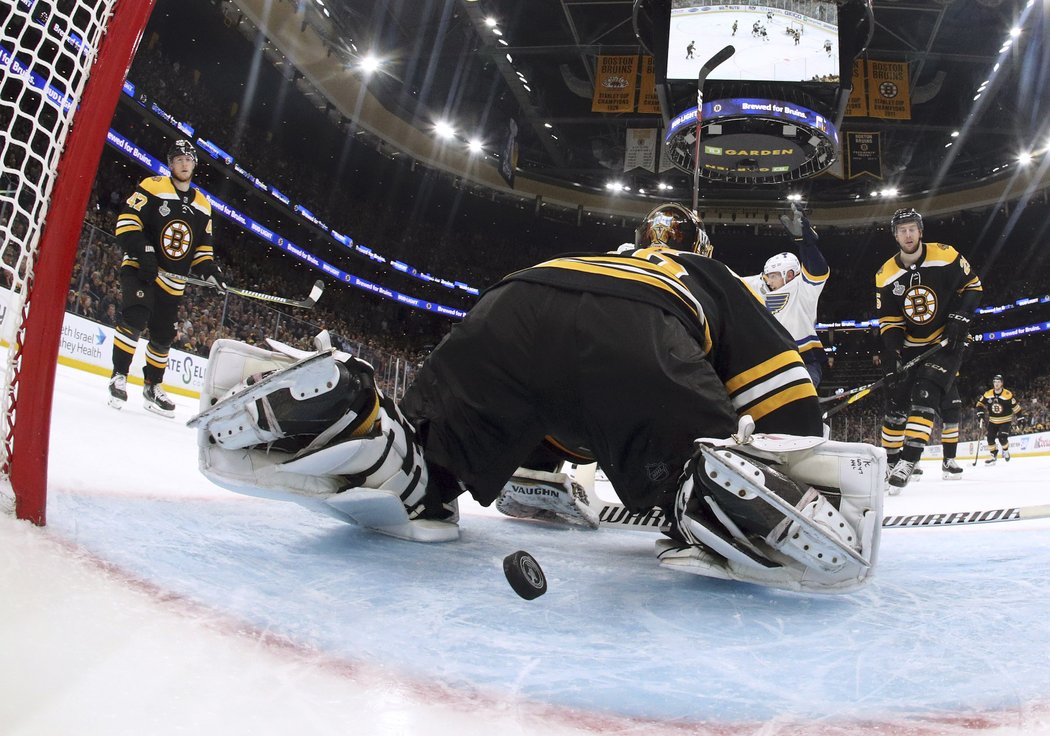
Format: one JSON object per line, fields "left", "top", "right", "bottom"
{"left": 1, "top": 0, "right": 155, "bottom": 524}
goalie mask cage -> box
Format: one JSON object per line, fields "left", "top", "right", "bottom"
{"left": 1, "top": 0, "right": 155, "bottom": 525}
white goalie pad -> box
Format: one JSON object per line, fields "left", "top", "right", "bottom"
{"left": 661, "top": 419, "right": 885, "bottom": 594}
{"left": 495, "top": 467, "right": 601, "bottom": 529}
{"left": 194, "top": 338, "right": 458, "bottom": 543}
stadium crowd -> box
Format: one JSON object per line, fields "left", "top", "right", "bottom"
{"left": 10, "top": 0, "right": 1050, "bottom": 441}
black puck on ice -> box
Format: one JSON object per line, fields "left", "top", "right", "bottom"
{"left": 503, "top": 550, "right": 547, "bottom": 600}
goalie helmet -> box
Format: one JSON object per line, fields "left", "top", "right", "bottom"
{"left": 167, "top": 139, "right": 198, "bottom": 165}
{"left": 763, "top": 252, "right": 801, "bottom": 282}
{"left": 890, "top": 208, "right": 923, "bottom": 233}
{"left": 637, "top": 203, "right": 713, "bottom": 256}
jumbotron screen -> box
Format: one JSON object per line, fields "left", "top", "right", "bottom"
{"left": 666, "top": 1, "right": 840, "bottom": 83}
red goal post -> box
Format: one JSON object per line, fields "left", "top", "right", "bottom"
{"left": 1, "top": 0, "right": 155, "bottom": 524}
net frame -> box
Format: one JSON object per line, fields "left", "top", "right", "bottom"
{"left": 1, "top": 0, "right": 156, "bottom": 524}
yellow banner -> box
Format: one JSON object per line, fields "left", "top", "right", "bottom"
{"left": 592, "top": 55, "right": 638, "bottom": 113}
{"left": 638, "top": 56, "right": 661, "bottom": 114}
{"left": 845, "top": 58, "right": 868, "bottom": 118}
{"left": 866, "top": 60, "right": 911, "bottom": 120}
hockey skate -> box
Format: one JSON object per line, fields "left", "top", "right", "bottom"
{"left": 941, "top": 458, "right": 963, "bottom": 480}
{"left": 887, "top": 459, "right": 915, "bottom": 495}
{"left": 1004, "top": 450, "right": 1011, "bottom": 462}
{"left": 107, "top": 373, "right": 127, "bottom": 410}
{"left": 143, "top": 382, "right": 175, "bottom": 417}
{"left": 495, "top": 467, "right": 600, "bottom": 529}
{"left": 985, "top": 454, "right": 997, "bottom": 465}
{"left": 910, "top": 465, "right": 923, "bottom": 481}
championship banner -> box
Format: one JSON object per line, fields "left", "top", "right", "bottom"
{"left": 499, "top": 118, "right": 518, "bottom": 188}
{"left": 591, "top": 55, "right": 638, "bottom": 113}
{"left": 846, "top": 131, "right": 883, "bottom": 179}
{"left": 866, "top": 60, "right": 911, "bottom": 120}
{"left": 844, "top": 58, "right": 868, "bottom": 117}
{"left": 624, "top": 128, "right": 657, "bottom": 172}
{"left": 638, "top": 56, "right": 660, "bottom": 114}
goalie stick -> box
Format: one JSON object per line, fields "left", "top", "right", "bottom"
{"left": 162, "top": 270, "right": 325, "bottom": 309}
{"left": 820, "top": 340, "right": 946, "bottom": 419}
{"left": 692, "top": 45, "right": 735, "bottom": 214}
{"left": 591, "top": 499, "right": 1050, "bottom": 532}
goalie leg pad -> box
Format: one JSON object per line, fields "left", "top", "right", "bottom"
{"left": 281, "top": 396, "right": 459, "bottom": 543}
{"left": 662, "top": 431, "right": 884, "bottom": 594}
{"left": 495, "top": 467, "right": 600, "bottom": 529}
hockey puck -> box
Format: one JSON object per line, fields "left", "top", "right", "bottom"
{"left": 502, "top": 550, "right": 547, "bottom": 600}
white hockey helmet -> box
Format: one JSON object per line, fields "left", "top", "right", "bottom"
{"left": 763, "top": 252, "right": 801, "bottom": 282}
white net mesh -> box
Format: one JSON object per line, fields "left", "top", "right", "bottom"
{"left": 1, "top": 0, "right": 119, "bottom": 479}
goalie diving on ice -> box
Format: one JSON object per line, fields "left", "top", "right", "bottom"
{"left": 191, "top": 206, "right": 885, "bottom": 594}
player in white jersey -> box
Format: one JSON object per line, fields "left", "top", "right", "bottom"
{"left": 742, "top": 204, "right": 829, "bottom": 386}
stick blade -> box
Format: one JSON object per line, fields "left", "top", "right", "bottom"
{"left": 304, "top": 280, "right": 325, "bottom": 307}
{"left": 698, "top": 44, "right": 735, "bottom": 80}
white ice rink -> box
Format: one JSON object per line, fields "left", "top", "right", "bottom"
{"left": 4, "top": 363, "right": 1050, "bottom": 735}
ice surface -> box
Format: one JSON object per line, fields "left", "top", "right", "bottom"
{"left": 3, "top": 364, "right": 1050, "bottom": 735}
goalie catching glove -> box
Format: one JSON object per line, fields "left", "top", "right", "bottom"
{"left": 657, "top": 417, "right": 885, "bottom": 594}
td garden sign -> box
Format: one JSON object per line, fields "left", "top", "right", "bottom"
{"left": 666, "top": 98, "right": 839, "bottom": 184}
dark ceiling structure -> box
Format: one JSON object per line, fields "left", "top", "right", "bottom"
{"left": 281, "top": 0, "right": 1048, "bottom": 206}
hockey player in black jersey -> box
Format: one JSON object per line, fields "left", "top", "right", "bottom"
{"left": 975, "top": 374, "right": 1023, "bottom": 464}
{"left": 109, "top": 140, "right": 227, "bottom": 417}
{"left": 875, "top": 208, "right": 983, "bottom": 492}
{"left": 191, "top": 203, "right": 885, "bottom": 594}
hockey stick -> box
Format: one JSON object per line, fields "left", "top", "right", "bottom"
{"left": 162, "top": 270, "right": 325, "bottom": 309}
{"left": 591, "top": 499, "right": 1050, "bottom": 532}
{"left": 691, "top": 45, "right": 735, "bottom": 213}
{"left": 820, "top": 340, "right": 946, "bottom": 419}
{"left": 971, "top": 435, "right": 983, "bottom": 467}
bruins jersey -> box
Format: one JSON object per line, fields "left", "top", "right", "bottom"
{"left": 975, "top": 388, "right": 1020, "bottom": 426}
{"left": 502, "top": 248, "right": 819, "bottom": 430}
{"left": 114, "top": 176, "right": 216, "bottom": 296}
{"left": 874, "top": 242, "right": 982, "bottom": 351}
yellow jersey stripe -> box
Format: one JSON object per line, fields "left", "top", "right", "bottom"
{"left": 725, "top": 350, "right": 802, "bottom": 393}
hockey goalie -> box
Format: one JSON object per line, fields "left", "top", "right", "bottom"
{"left": 193, "top": 207, "right": 884, "bottom": 594}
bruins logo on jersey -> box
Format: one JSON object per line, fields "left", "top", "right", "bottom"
{"left": 903, "top": 284, "right": 938, "bottom": 324}
{"left": 161, "top": 220, "right": 193, "bottom": 259}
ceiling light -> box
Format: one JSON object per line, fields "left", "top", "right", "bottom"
{"left": 522, "top": 84, "right": 532, "bottom": 92}
{"left": 945, "top": 142, "right": 953, "bottom": 148}
{"left": 973, "top": 93, "right": 982, "bottom": 100}
{"left": 492, "top": 28, "right": 503, "bottom": 36}
{"left": 1010, "top": 27, "right": 1021, "bottom": 37}
{"left": 950, "top": 130, "right": 960, "bottom": 137}
{"left": 543, "top": 122, "right": 552, "bottom": 129}
{"left": 434, "top": 121, "right": 455, "bottom": 139}
{"left": 468, "top": 138, "right": 483, "bottom": 153}
{"left": 360, "top": 54, "right": 381, "bottom": 74}
{"left": 497, "top": 39, "right": 508, "bottom": 46}
{"left": 314, "top": 0, "right": 325, "bottom": 5}
{"left": 1018, "top": 152, "right": 1032, "bottom": 165}
{"left": 550, "top": 134, "right": 558, "bottom": 140}
{"left": 787, "top": 193, "right": 802, "bottom": 201}
{"left": 484, "top": 17, "right": 497, "bottom": 27}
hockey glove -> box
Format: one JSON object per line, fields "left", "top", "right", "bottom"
{"left": 943, "top": 312, "right": 971, "bottom": 350}
{"left": 882, "top": 352, "right": 904, "bottom": 388}
{"left": 198, "top": 262, "right": 228, "bottom": 294}
{"left": 778, "top": 202, "right": 818, "bottom": 244}
{"left": 137, "top": 246, "right": 158, "bottom": 284}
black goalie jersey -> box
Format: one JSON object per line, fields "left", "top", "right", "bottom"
{"left": 114, "top": 175, "right": 216, "bottom": 296}
{"left": 503, "top": 247, "right": 820, "bottom": 432}
{"left": 875, "top": 242, "right": 983, "bottom": 351}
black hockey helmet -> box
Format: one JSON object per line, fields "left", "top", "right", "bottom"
{"left": 167, "top": 139, "right": 198, "bottom": 165}
{"left": 890, "top": 208, "right": 923, "bottom": 233}
{"left": 993, "top": 374, "right": 1003, "bottom": 384}
{"left": 637, "top": 203, "right": 713, "bottom": 256}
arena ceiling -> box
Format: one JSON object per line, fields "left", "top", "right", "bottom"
{"left": 277, "top": 0, "right": 1048, "bottom": 207}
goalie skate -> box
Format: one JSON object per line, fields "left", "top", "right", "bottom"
{"left": 697, "top": 445, "right": 869, "bottom": 569}
{"left": 188, "top": 349, "right": 339, "bottom": 439}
